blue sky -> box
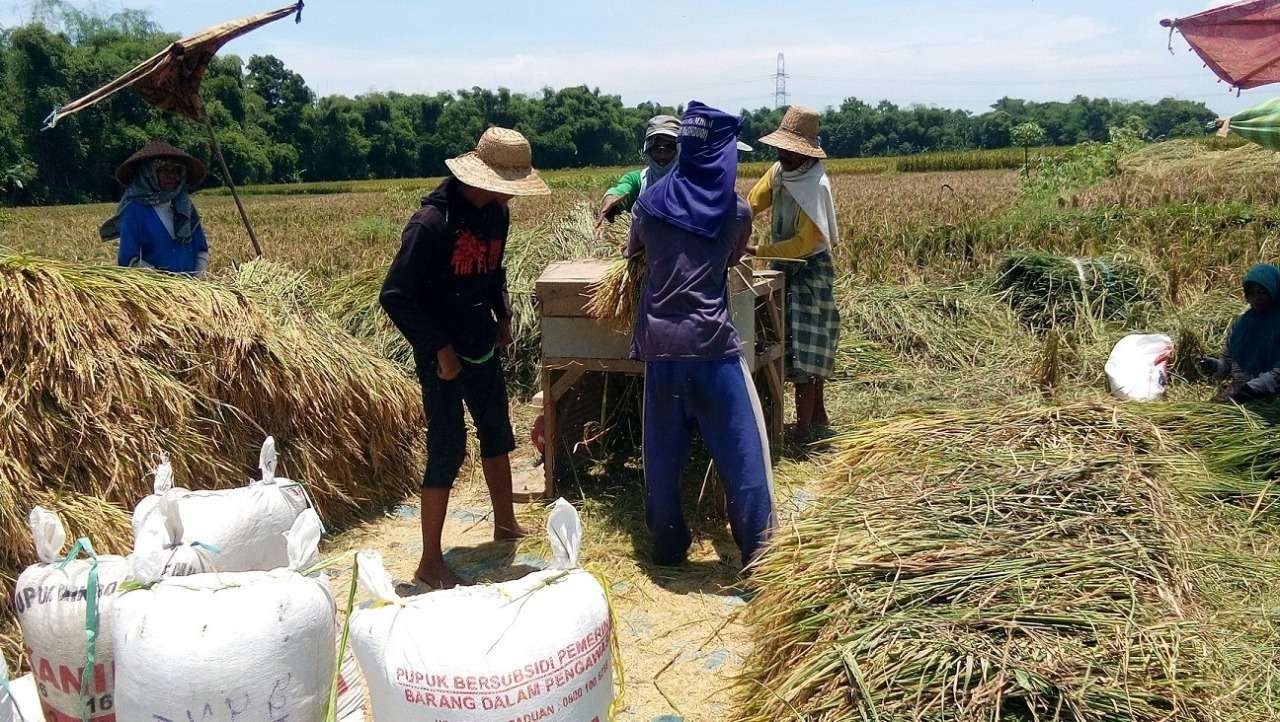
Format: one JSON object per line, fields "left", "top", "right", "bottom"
{"left": 4, "top": 1, "right": 1267, "bottom": 116}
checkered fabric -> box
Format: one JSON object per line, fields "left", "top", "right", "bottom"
{"left": 774, "top": 251, "right": 840, "bottom": 381}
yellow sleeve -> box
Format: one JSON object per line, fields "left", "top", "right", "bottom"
{"left": 755, "top": 212, "right": 823, "bottom": 259}
{"left": 747, "top": 171, "right": 774, "bottom": 215}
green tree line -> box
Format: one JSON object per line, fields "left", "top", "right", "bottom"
{"left": 0, "top": 6, "right": 1217, "bottom": 205}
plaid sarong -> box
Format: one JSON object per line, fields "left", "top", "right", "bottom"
{"left": 774, "top": 251, "right": 840, "bottom": 381}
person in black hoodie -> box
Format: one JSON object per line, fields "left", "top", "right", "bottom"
{"left": 381, "top": 128, "right": 550, "bottom": 590}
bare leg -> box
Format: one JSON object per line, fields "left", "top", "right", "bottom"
{"left": 814, "top": 378, "right": 830, "bottom": 427}
{"left": 794, "top": 381, "right": 817, "bottom": 440}
{"left": 482, "top": 454, "right": 529, "bottom": 541}
{"left": 416, "top": 487, "right": 466, "bottom": 589}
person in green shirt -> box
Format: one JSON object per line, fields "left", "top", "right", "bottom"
{"left": 596, "top": 115, "right": 680, "bottom": 228}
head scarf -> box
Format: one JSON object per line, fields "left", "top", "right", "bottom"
{"left": 774, "top": 158, "right": 839, "bottom": 251}
{"left": 99, "top": 158, "right": 201, "bottom": 244}
{"left": 1228, "top": 263, "right": 1280, "bottom": 377}
{"left": 637, "top": 101, "right": 741, "bottom": 239}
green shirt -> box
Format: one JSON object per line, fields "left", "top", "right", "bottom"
{"left": 605, "top": 170, "right": 644, "bottom": 211}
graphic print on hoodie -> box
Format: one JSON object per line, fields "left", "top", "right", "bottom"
{"left": 380, "top": 177, "right": 512, "bottom": 364}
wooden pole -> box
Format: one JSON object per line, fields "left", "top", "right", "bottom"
{"left": 200, "top": 112, "right": 264, "bottom": 258}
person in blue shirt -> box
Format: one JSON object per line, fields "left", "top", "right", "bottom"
{"left": 100, "top": 139, "right": 210, "bottom": 276}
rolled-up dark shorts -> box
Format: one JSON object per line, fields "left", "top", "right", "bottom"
{"left": 418, "top": 355, "right": 516, "bottom": 489}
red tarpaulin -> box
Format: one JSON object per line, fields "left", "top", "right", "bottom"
{"left": 1163, "top": 0, "right": 1280, "bottom": 90}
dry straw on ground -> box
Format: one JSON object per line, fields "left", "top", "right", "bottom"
{"left": 0, "top": 254, "right": 424, "bottom": 666}
{"left": 737, "top": 400, "right": 1280, "bottom": 721}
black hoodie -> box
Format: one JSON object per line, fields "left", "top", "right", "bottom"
{"left": 380, "top": 178, "right": 511, "bottom": 363}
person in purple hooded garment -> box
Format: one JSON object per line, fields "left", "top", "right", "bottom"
{"left": 625, "top": 101, "right": 776, "bottom": 571}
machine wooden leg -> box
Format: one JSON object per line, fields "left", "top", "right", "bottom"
{"left": 765, "top": 362, "right": 785, "bottom": 451}
{"left": 541, "top": 367, "right": 557, "bottom": 500}
{"left": 541, "top": 366, "right": 588, "bottom": 500}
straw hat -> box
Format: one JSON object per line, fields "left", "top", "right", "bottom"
{"left": 115, "top": 139, "right": 207, "bottom": 186}
{"left": 445, "top": 127, "right": 550, "bottom": 196}
{"left": 758, "top": 105, "right": 826, "bottom": 159}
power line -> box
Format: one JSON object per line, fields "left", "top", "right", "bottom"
{"left": 774, "top": 53, "right": 789, "bottom": 109}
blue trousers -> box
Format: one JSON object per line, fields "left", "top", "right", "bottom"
{"left": 643, "top": 356, "right": 775, "bottom": 567}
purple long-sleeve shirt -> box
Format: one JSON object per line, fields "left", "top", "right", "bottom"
{"left": 626, "top": 196, "right": 753, "bottom": 361}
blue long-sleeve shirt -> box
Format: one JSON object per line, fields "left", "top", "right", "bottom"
{"left": 116, "top": 201, "right": 209, "bottom": 275}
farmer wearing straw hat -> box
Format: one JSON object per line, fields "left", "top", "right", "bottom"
{"left": 381, "top": 127, "right": 550, "bottom": 590}
{"left": 627, "top": 101, "right": 775, "bottom": 570}
{"left": 101, "top": 139, "right": 210, "bottom": 276}
{"left": 747, "top": 106, "right": 841, "bottom": 442}
{"left": 596, "top": 115, "right": 681, "bottom": 228}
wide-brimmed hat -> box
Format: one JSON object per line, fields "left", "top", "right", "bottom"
{"left": 758, "top": 105, "right": 826, "bottom": 159}
{"left": 115, "top": 139, "right": 207, "bottom": 186}
{"left": 445, "top": 127, "right": 550, "bottom": 196}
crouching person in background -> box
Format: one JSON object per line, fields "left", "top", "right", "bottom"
{"left": 1201, "top": 263, "right": 1280, "bottom": 404}
{"left": 100, "top": 139, "right": 210, "bottom": 276}
{"left": 380, "top": 127, "right": 550, "bottom": 589}
{"left": 628, "top": 102, "right": 776, "bottom": 572}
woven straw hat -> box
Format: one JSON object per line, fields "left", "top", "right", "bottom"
{"left": 758, "top": 105, "right": 826, "bottom": 159}
{"left": 445, "top": 127, "right": 550, "bottom": 196}
{"left": 115, "top": 139, "right": 207, "bottom": 186}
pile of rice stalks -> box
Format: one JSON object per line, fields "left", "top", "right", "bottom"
{"left": 996, "top": 251, "right": 1159, "bottom": 329}
{"left": 0, "top": 253, "right": 423, "bottom": 665}
{"left": 585, "top": 252, "right": 644, "bottom": 332}
{"left": 1118, "top": 138, "right": 1274, "bottom": 178}
{"left": 737, "top": 400, "right": 1280, "bottom": 720}
{"left": 314, "top": 265, "right": 413, "bottom": 369}
{"left": 839, "top": 283, "right": 1037, "bottom": 373}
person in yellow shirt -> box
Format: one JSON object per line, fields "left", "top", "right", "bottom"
{"left": 747, "top": 106, "right": 840, "bottom": 442}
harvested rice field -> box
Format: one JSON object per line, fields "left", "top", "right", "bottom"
{"left": 5, "top": 139, "right": 1280, "bottom": 720}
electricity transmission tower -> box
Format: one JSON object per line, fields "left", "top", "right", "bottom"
{"left": 774, "top": 53, "right": 789, "bottom": 109}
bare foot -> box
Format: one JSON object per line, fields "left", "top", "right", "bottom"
{"left": 494, "top": 521, "right": 530, "bottom": 542}
{"left": 414, "top": 563, "right": 468, "bottom": 590}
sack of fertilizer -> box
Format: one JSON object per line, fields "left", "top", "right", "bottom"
{"left": 15, "top": 507, "right": 129, "bottom": 722}
{"left": 132, "top": 437, "right": 314, "bottom": 573}
{"left": 351, "top": 499, "right": 615, "bottom": 722}
{"left": 2, "top": 656, "right": 45, "bottom": 722}
{"left": 1105, "top": 333, "right": 1174, "bottom": 402}
{"left": 112, "top": 510, "right": 337, "bottom": 721}
{"left": 128, "top": 460, "right": 220, "bottom": 580}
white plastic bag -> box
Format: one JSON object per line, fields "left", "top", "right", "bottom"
{"left": 351, "top": 499, "right": 614, "bottom": 722}
{"left": 132, "top": 439, "right": 313, "bottom": 573}
{"left": 111, "top": 510, "right": 336, "bottom": 722}
{"left": 2, "top": 656, "right": 44, "bottom": 722}
{"left": 1105, "top": 334, "right": 1174, "bottom": 401}
{"left": 15, "top": 508, "right": 129, "bottom": 722}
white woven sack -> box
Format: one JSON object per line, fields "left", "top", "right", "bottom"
{"left": 1106, "top": 333, "right": 1174, "bottom": 402}
{"left": 351, "top": 500, "right": 614, "bottom": 722}
{"left": 112, "top": 511, "right": 335, "bottom": 721}
{"left": 129, "top": 460, "right": 219, "bottom": 582}
{"left": 15, "top": 508, "right": 129, "bottom": 722}
{"left": 132, "top": 438, "right": 312, "bottom": 573}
